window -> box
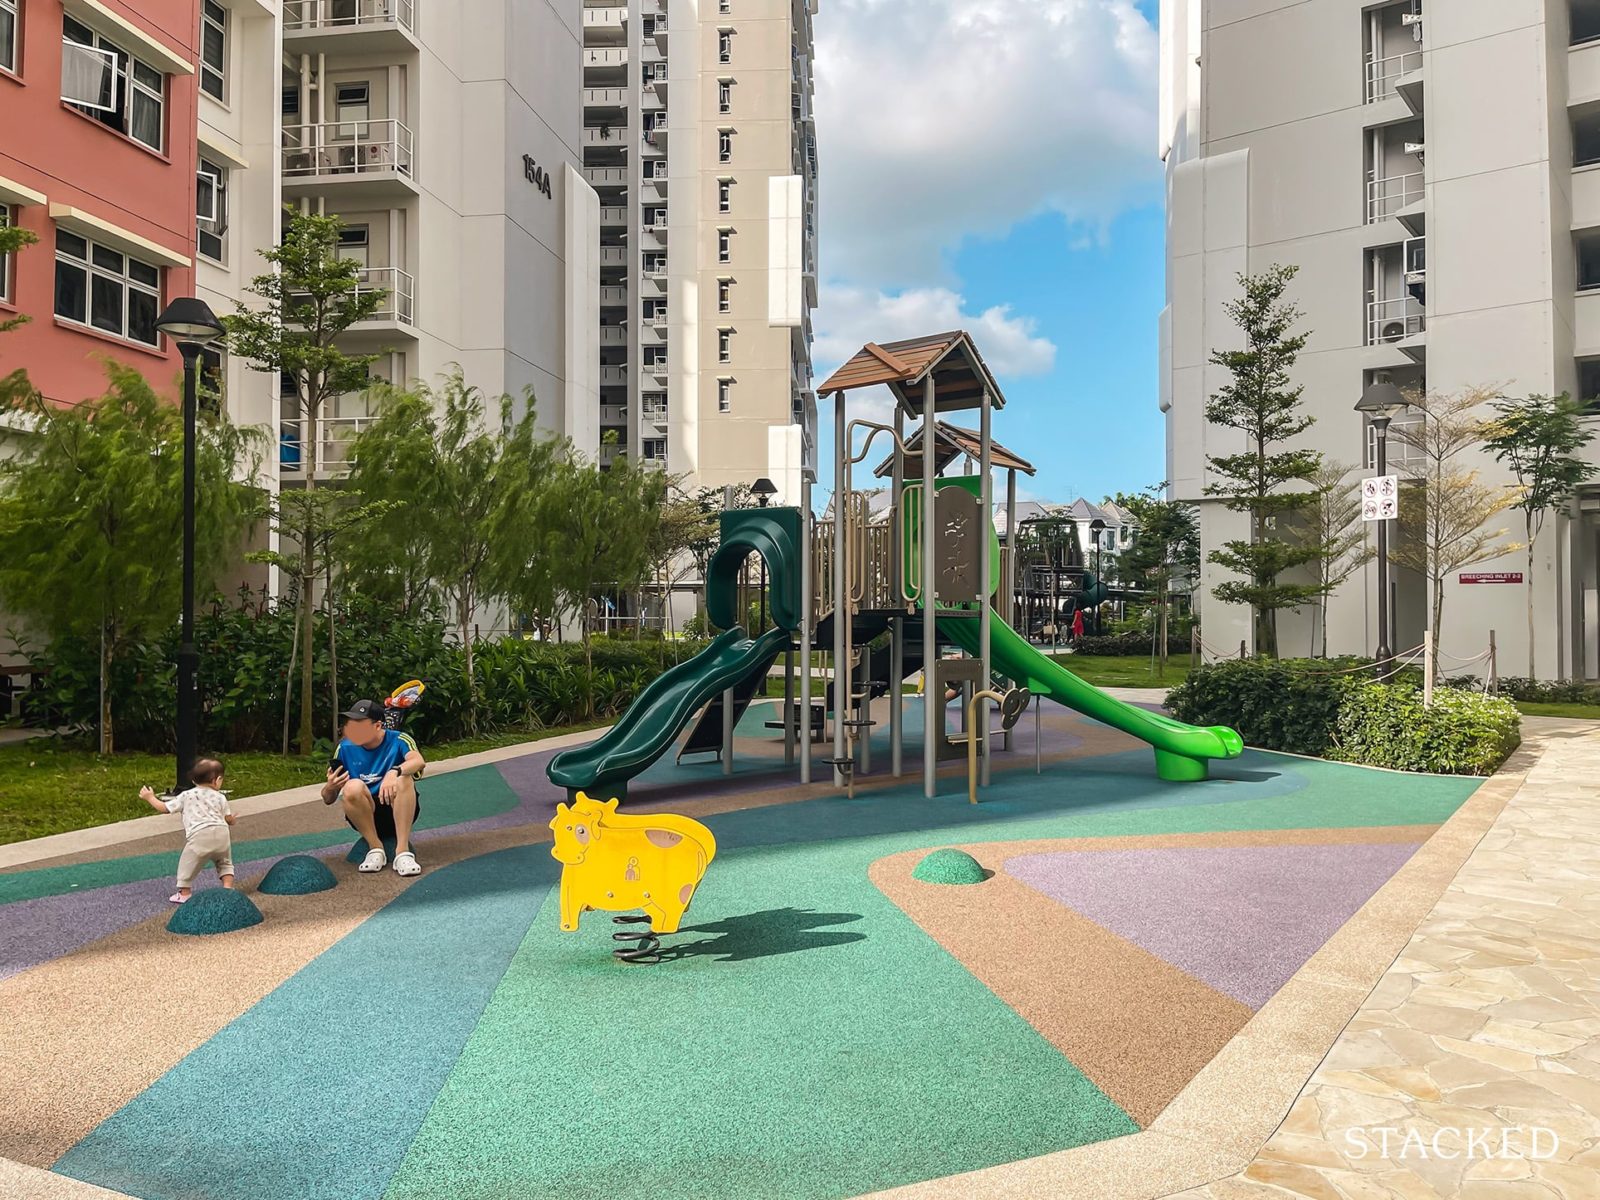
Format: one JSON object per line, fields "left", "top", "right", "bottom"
{"left": 197, "top": 156, "right": 227, "bottom": 262}
{"left": 644, "top": 251, "right": 665, "bottom": 274}
{"left": 643, "top": 437, "right": 666, "bottom": 461}
{"left": 1, "top": 0, "right": 16, "bottom": 75}
{"left": 718, "top": 129, "right": 732, "bottom": 162}
{"left": 62, "top": 17, "right": 166, "bottom": 152}
{"left": 719, "top": 0, "right": 731, "bottom": 12}
{"left": 54, "top": 229, "right": 161, "bottom": 346}
{"left": 718, "top": 179, "right": 732, "bottom": 213}
{"left": 200, "top": 1, "right": 226, "bottom": 101}
{"left": 718, "top": 329, "right": 731, "bottom": 363}
{"left": 337, "top": 225, "right": 369, "bottom": 267}
{"left": 718, "top": 30, "right": 732, "bottom": 64}
{"left": 718, "top": 229, "right": 731, "bottom": 263}
{"left": 282, "top": 86, "right": 301, "bottom": 116}
{"left": 642, "top": 15, "right": 654, "bottom": 36}
{"left": 1580, "top": 359, "right": 1600, "bottom": 412}
{"left": 0, "top": 206, "right": 12, "bottom": 303}
{"left": 335, "top": 82, "right": 370, "bottom": 138}
{"left": 718, "top": 378, "right": 731, "bottom": 413}
{"left": 718, "top": 80, "right": 732, "bottom": 113}
{"left": 718, "top": 279, "right": 731, "bottom": 313}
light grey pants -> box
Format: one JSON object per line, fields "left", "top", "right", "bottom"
{"left": 176, "top": 825, "right": 234, "bottom": 887}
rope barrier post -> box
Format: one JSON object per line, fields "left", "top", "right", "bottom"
{"left": 1488, "top": 630, "right": 1498, "bottom": 692}
{"left": 1239, "top": 640, "right": 1246, "bottom": 660}
{"left": 1423, "top": 630, "right": 1434, "bottom": 708}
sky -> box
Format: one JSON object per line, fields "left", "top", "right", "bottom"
{"left": 809, "top": 0, "right": 1166, "bottom": 510}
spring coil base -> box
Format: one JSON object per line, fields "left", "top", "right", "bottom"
{"left": 612, "top": 914, "right": 662, "bottom": 964}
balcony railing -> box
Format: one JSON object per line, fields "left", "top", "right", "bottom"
{"left": 584, "top": 47, "right": 628, "bottom": 68}
{"left": 283, "top": 120, "right": 414, "bottom": 178}
{"left": 642, "top": 402, "right": 668, "bottom": 425}
{"left": 1365, "top": 49, "right": 1422, "bottom": 104}
{"left": 279, "top": 416, "right": 375, "bottom": 474}
{"left": 1367, "top": 296, "right": 1426, "bottom": 345}
{"left": 1367, "top": 171, "right": 1424, "bottom": 223}
{"left": 284, "top": 0, "right": 414, "bottom": 33}
{"left": 286, "top": 266, "right": 413, "bottom": 324}
{"left": 600, "top": 402, "right": 628, "bottom": 424}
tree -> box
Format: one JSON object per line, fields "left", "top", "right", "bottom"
{"left": 1485, "top": 392, "right": 1598, "bottom": 679}
{"left": 224, "top": 209, "right": 386, "bottom": 754}
{"left": 1110, "top": 486, "right": 1199, "bottom": 673}
{"left": 538, "top": 455, "right": 667, "bottom": 706}
{"left": 0, "top": 223, "right": 40, "bottom": 406}
{"left": 347, "top": 373, "right": 552, "bottom": 727}
{"left": 1390, "top": 387, "right": 1520, "bottom": 663}
{"left": 0, "top": 366, "right": 258, "bottom": 751}
{"left": 1203, "top": 265, "right": 1324, "bottom": 657}
{"left": 645, "top": 482, "right": 721, "bottom": 636}
{"left": 1306, "top": 462, "right": 1373, "bottom": 657}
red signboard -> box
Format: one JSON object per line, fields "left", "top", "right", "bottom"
{"left": 1459, "top": 572, "right": 1524, "bottom": 584}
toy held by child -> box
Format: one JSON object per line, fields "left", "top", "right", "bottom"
{"left": 140, "top": 758, "right": 237, "bottom": 904}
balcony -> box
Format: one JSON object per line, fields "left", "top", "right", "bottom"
{"left": 584, "top": 87, "right": 627, "bottom": 109}
{"left": 279, "top": 416, "right": 375, "bottom": 477}
{"left": 282, "top": 121, "right": 416, "bottom": 199}
{"left": 642, "top": 402, "right": 668, "bottom": 427}
{"left": 646, "top": 357, "right": 669, "bottom": 380}
{"left": 1578, "top": 289, "right": 1600, "bottom": 355}
{"left": 599, "top": 246, "right": 627, "bottom": 268}
{"left": 599, "top": 325, "right": 627, "bottom": 346}
{"left": 583, "top": 165, "right": 627, "bottom": 189}
{"left": 582, "top": 6, "right": 625, "bottom": 34}
{"left": 1365, "top": 49, "right": 1422, "bottom": 105}
{"left": 283, "top": 0, "right": 417, "bottom": 54}
{"left": 600, "top": 365, "right": 628, "bottom": 387}
{"left": 583, "top": 125, "right": 629, "bottom": 148}
{"left": 353, "top": 266, "right": 414, "bottom": 325}
{"left": 1367, "top": 171, "right": 1425, "bottom": 230}
{"left": 1367, "top": 295, "right": 1426, "bottom": 359}
{"left": 599, "top": 206, "right": 627, "bottom": 227}
{"left": 600, "top": 402, "right": 628, "bottom": 425}
{"left": 584, "top": 47, "right": 628, "bottom": 69}
{"left": 600, "top": 284, "right": 629, "bottom": 306}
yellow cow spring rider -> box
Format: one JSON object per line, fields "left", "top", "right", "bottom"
{"left": 549, "top": 792, "right": 717, "bottom": 964}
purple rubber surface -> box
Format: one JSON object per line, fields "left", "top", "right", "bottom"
{"left": 1005, "top": 841, "right": 1422, "bottom": 1009}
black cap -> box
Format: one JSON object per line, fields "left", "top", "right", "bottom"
{"left": 341, "top": 699, "right": 384, "bottom": 721}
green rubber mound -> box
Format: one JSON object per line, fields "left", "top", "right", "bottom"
{"left": 346, "top": 837, "right": 397, "bottom": 864}
{"left": 911, "top": 848, "right": 989, "bottom": 884}
{"left": 258, "top": 854, "right": 337, "bottom": 896}
{"left": 167, "top": 888, "right": 264, "bottom": 936}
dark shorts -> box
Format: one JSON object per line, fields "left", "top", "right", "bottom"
{"left": 345, "top": 787, "right": 421, "bottom": 840}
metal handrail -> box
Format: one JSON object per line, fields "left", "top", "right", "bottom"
{"left": 1365, "top": 48, "right": 1422, "bottom": 103}
{"left": 1367, "top": 295, "right": 1426, "bottom": 345}
{"left": 284, "top": 0, "right": 415, "bottom": 32}
{"left": 282, "top": 119, "right": 414, "bottom": 178}
{"left": 1367, "top": 171, "right": 1424, "bottom": 223}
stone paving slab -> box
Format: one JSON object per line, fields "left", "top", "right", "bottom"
{"left": 1167, "top": 722, "right": 1600, "bottom": 1200}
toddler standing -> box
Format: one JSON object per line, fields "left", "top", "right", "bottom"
{"left": 140, "top": 757, "right": 236, "bottom": 903}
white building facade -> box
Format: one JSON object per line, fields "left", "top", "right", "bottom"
{"left": 1162, "top": 0, "right": 1600, "bottom": 676}
{"left": 276, "top": 0, "right": 599, "bottom": 480}
{"left": 580, "top": 0, "right": 818, "bottom": 501}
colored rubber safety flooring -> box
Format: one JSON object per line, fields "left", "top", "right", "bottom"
{"left": 1, "top": 705, "right": 1482, "bottom": 1200}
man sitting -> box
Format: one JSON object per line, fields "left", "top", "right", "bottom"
{"left": 321, "top": 699, "right": 426, "bottom": 877}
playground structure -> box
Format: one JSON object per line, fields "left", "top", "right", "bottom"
{"left": 548, "top": 329, "right": 1242, "bottom": 806}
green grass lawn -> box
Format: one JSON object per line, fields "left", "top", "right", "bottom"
{"left": 0, "top": 722, "right": 607, "bottom": 847}
{"left": 1048, "top": 653, "right": 1192, "bottom": 690}
{"left": 1512, "top": 700, "right": 1600, "bottom": 720}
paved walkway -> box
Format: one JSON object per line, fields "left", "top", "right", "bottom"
{"left": 1170, "top": 717, "right": 1600, "bottom": 1200}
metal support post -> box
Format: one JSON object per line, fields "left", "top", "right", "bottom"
{"left": 922, "top": 377, "right": 938, "bottom": 798}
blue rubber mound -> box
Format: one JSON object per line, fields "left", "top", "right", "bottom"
{"left": 258, "top": 854, "right": 337, "bottom": 895}
{"left": 167, "top": 888, "right": 264, "bottom": 936}
{"left": 346, "top": 837, "right": 398, "bottom": 864}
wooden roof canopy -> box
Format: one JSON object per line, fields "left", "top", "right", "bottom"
{"left": 871, "top": 420, "right": 1036, "bottom": 479}
{"left": 816, "top": 330, "right": 1007, "bottom": 415}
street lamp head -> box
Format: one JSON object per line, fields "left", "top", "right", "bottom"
{"left": 751, "top": 477, "right": 778, "bottom": 507}
{"left": 155, "top": 297, "right": 225, "bottom": 349}
{"left": 1356, "top": 380, "right": 1409, "bottom": 421}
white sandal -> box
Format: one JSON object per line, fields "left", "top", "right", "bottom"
{"left": 359, "top": 847, "right": 388, "bottom": 873}
{"left": 392, "top": 851, "right": 421, "bottom": 878}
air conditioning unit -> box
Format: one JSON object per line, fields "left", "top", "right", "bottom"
{"left": 1381, "top": 320, "right": 1408, "bottom": 343}
{"left": 1401, "top": 12, "right": 1422, "bottom": 26}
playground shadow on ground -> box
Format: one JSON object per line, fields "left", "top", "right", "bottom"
{"left": 658, "top": 906, "right": 866, "bottom": 962}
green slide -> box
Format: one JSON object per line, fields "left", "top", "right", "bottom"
{"left": 939, "top": 614, "right": 1243, "bottom": 781}
{"left": 548, "top": 626, "right": 792, "bottom": 801}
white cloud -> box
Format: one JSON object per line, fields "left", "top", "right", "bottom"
{"left": 815, "top": 283, "right": 1057, "bottom": 383}
{"left": 814, "top": 0, "right": 1159, "bottom": 287}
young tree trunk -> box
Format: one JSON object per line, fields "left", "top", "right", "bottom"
{"left": 1526, "top": 519, "right": 1537, "bottom": 680}
{"left": 282, "top": 596, "right": 300, "bottom": 757}
{"left": 99, "top": 617, "right": 113, "bottom": 755}
{"left": 458, "top": 588, "right": 476, "bottom": 735}
{"left": 327, "top": 563, "right": 339, "bottom": 744}
{"left": 1431, "top": 570, "right": 1446, "bottom": 677}
{"left": 298, "top": 560, "right": 315, "bottom": 755}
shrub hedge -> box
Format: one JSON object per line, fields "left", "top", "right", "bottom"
{"left": 1069, "top": 631, "right": 1195, "bottom": 657}
{"left": 1329, "top": 684, "right": 1521, "bottom": 775}
{"left": 19, "top": 592, "right": 707, "bottom": 753}
{"left": 1167, "top": 657, "right": 1520, "bottom": 775}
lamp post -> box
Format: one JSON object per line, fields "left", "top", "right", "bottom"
{"left": 1356, "top": 381, "right": 1409, "bottom": 665}
{"left": 751, "top": 477, "right": 777, "bottom": 631}
{"left": 1089, "top": 517, "right": 1106, "bottom": 634}
{"left": 155, "top": 297, "right": 226, "bottom": 795}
